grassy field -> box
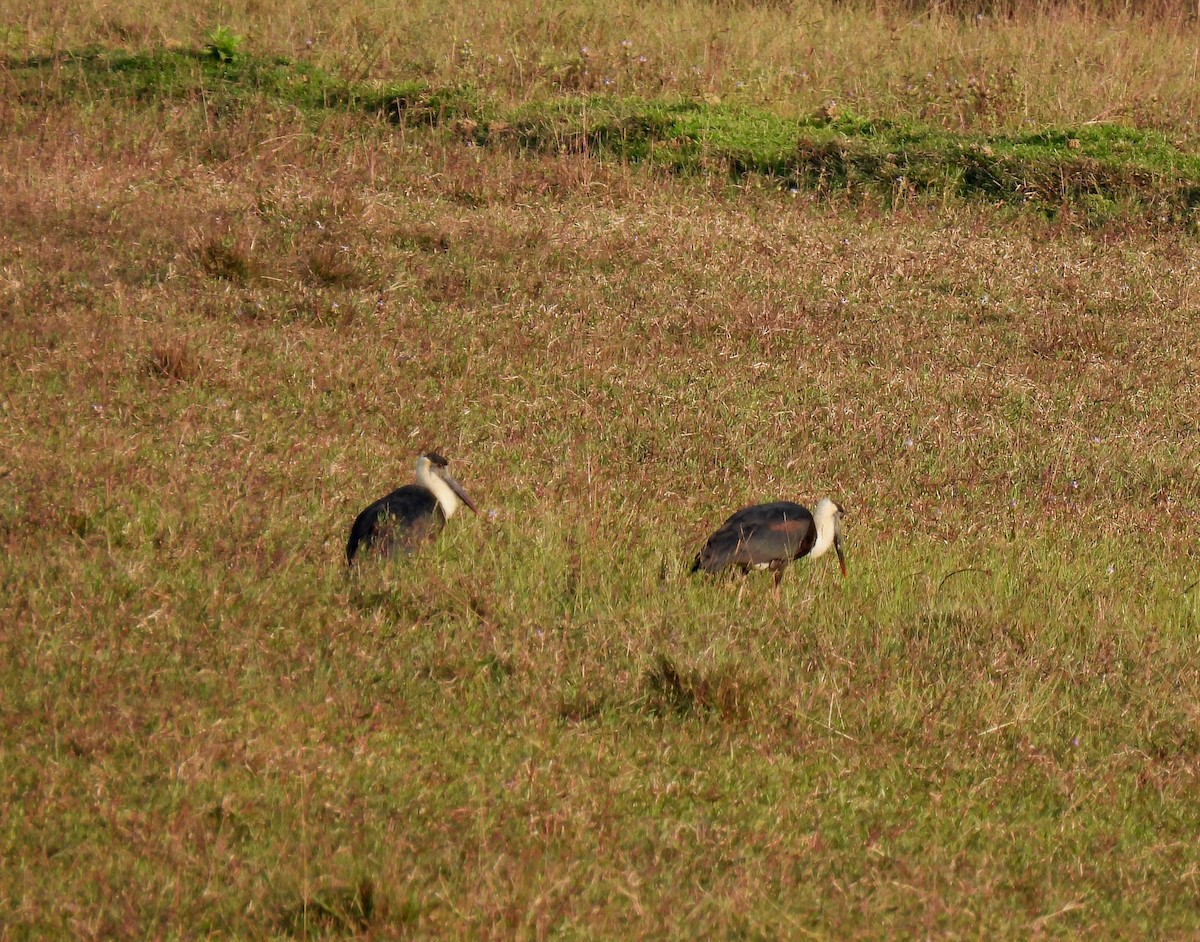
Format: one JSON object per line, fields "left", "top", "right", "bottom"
{"left": 4, "top": 1, "right": 1200, "bottom": 938}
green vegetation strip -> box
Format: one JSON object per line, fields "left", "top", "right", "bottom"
{"left": 12, "top": 46, "right": 1200, "bottom": 220}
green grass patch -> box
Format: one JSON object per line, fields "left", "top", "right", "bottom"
{"left": 505, "top": 98, "right": 1200, "bottom": 222}
{"left": 9, "top": 45, "right": 1200, "bottom": 224}
{"left": 7, "top": 46, "right": 483, "bottom": 125}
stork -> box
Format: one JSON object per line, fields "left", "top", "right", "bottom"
{"left": 346, "top": 452, "right": 478, "bottom": 564}
{"left": 690, "top": 498, "right": 847, "bottom": 593}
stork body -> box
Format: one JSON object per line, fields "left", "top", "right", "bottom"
{"left": 691, "top": 497, "right": 847, "bottom": 591}
{"left": 346, "top": 452, "right": 477, "bottom": 564}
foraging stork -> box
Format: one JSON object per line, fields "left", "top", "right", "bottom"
{"left": 691, "top": 498, "right": 847, "bottom": 592}
{"left": 346, "top": 452, "right": 477, "bottom": 564}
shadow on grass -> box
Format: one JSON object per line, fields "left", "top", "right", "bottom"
{"left": 275, "top": 878, "right": 387, "bottom": 939}
{"left": 641, "top": 653, "right": 763, "bottom": 720}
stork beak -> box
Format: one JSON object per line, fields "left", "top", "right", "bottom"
{"left": 443, "top": 471, "right": 478, "bottom": 514}
{"left": 834, "top": 534, "right": 847, "bottom": 578}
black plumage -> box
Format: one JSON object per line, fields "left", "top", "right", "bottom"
{"left": 691, "top": 498, "right": 846, "bottom": 589}
{"left": 346, "top": 485, "right": 446, "bottom": 563}
{"left": 345, "top": 451, "right": 477, "bottom": 564}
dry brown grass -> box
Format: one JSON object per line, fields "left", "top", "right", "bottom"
{"left": 146, "top": 336, "right": 201, "bottom": 381}
{"left": 7, "top": 0, "right": 1200, "bottom": 133}
{"left": 4, "top": 6, "right": 1200, "bottom": 939}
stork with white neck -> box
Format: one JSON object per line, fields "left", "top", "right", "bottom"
{"left": 690, "top": 497, "right": 847, "bottom": 594}
{"left": 346, "top": 452, "right": 477, "bottom": 564}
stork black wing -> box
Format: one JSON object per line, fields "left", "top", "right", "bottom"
{"left": 346, "top": 485, "right": 444, "bottom": 563}
{"left": 692, "top": 501, "right": 816, "bottom": 573}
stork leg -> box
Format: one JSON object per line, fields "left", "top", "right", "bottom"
{"left": 772, "top": 567, "right": 784, "bottom": 602}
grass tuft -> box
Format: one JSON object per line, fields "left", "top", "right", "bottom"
{"left": 374, "top": 83, "right": 482, "bottom": 127}
{"left": 557, "top": 685, "right": 607, "bottom": 723}
{"left": 276, "top": 878, "right": 377, "bottom": 939}
{"left": 306, "top": 245, "right": 364, "bottom": 287}
{"left": 643, "top": 653, "right": 761, "bottom": 720}
{"left": 199, "top": 236, "right": 254, "bottom": 282}
{"left": 146, "top": 337, "right": 200, "bottom": 382}
{"left": 202, "top": 26, "right": 244, "bottom": 64}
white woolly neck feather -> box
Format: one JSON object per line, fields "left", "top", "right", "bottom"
{"left": 808, "top": 498, "right": 839, "bottom": 560}
{"left": 415, "top": 456, "right": 461, "bottom": 518}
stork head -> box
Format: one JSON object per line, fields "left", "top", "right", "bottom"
{"left": 814, "top": 498, "right": 848, "bottom": 577}
{"left": 415, "top": 451, "right": 478, "bottom": 516}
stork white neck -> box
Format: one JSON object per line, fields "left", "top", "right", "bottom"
{"left": 415, "top": 457, "right": 462, "bottom": 518}
{"left": 808, "top": 498, "right": 840, "bottom": 560}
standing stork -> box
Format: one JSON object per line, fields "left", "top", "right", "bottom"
{"left": 346, "top": 452, "right": 478, "bottom": 564}
{"left": 691, "top": 498, "right": 847, "bottom": 594}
